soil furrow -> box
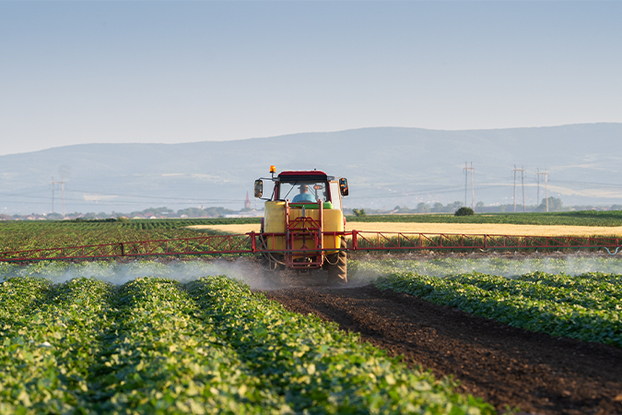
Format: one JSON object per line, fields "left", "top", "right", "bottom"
{"left": 264, "top": 284, "right": 622, "bottom": 415}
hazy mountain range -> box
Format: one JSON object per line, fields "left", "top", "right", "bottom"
{"left": 1, "top": 123, "right": 621, "bottom": 214}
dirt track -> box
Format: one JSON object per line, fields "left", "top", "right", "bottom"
{"left": 264, "top": 284, "right": 622, "bottom": 415}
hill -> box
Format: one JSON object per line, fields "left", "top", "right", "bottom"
{"left": 1, "top": 123, "right": 621, "bottom": 213}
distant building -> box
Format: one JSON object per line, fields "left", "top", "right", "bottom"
{"left": 245, "top": 192, "right": 252, "bottom": 210}
{"left": 224, "top": 210, "right": 263, "bottom": 218}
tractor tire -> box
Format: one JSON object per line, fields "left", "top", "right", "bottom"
{"left": 326, "top": 239, "right": 347, "bottom": 286}
{"left": 260, "top": 252, "right": 285, "bottom": 288}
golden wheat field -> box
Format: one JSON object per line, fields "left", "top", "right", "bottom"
{"left": 187, "top": 223, "right": 622, "bottom": 237}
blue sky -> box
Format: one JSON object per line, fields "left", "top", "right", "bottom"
{"left": 1, "top": 1, "right": 621, "bottom": 156}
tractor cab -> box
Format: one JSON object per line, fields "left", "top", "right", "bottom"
{"left": 280, "top": 181, "right": 326, "bottom": 204}
{"left": 255, "top": 168, "right": 348, "bottom": 210}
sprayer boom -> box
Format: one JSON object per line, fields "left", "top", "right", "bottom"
{"left": 1, "top": 231, "right": 620, "bottom": 263}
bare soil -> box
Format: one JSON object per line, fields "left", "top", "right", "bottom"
{"left": 264, "top": 283, "right": 622, "bottom": 415}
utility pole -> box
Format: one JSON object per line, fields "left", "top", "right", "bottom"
{"left": 471, "top": 162, "right": 475, "bottom": 211}
{"left": 521, "top": 165, "right": 526, "bottom": 213}
{"left": 513, "top": 165, "right": 517, "bottom": 212}
{"left": 545, "top": 170, "right": 549, "bottom": 212}
{"left": 50, "top": 177, "right": 55, "bottom": 213}
{"left": 50, "top": 179, "right": 66, "bottom": 217}
{"left": 512, "top": 165, "right": 526, "bottom": 212}
{"left": 463, "top": 162, "right": 474, "bottom": 210}
{"left": 536, "top": 168, "right": 541, "bottom": 206}
{"left": 537, "top": 170, "right": 549, "bottom": 212}
{"left": 464, "top": 162, "right": 468, "bottom": 207}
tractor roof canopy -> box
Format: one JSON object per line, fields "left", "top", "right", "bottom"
{"left": 278, "top": 170, "right": 328, "bottom": 182}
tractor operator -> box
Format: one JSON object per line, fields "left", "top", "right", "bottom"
{"left": 292, "top": 184, "right": 316, "bottom": 203}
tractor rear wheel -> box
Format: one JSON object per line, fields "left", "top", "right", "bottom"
{"left": 325, "top": 239, "right": 347, "bottom": 286}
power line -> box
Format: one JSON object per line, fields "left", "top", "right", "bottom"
{"left": 349, "top": 185, "right": 467, "bottom": 200}
{"left": 553, "top": 180, "right": 622, "bottom": 189}
{"left": 512, "top": 165, "right": 526, "bottom": 212}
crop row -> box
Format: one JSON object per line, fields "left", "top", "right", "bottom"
{"left": 375, "top": 271, "right": 622, "bottom": 347}
{"left": 0, "top": 275, "right": 494, "bottom": 414}
{"left": 0, "top": 277, "right": 110, "bottom": 413}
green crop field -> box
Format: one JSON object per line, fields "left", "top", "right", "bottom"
{"left": 0, "top": 219, "right": 237, "bottom": 253}
{"left": 0, "top": 273, "right": 494, "bottom": 414}
{"left": 2, "top": 219, "right": 622, "bottom": 413}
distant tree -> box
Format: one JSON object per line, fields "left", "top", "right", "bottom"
{"left": 138, "top": 207, "right": 175, "bottom": 216}
{"left": 178, "top": 207, "right": 210, "bottom": 218}
{"left": 611, "top": 204, "right": 622, "bottom": 211}
{"left": 475, "top": 201, "right": 485, "bottom": 211}
{"left": 431, "top": 202, "right": 444, "bottom": 213}
{"left": 455, "top": 207, "right": 474, "bottom": 216}
{"left": 416, "top": 202, "right": 430, "bottom": 213}
{"left": 447, "top": 201, "right": 463, "bottom": 211}
{"left": 352, "top": 208, "right": 366, "bottom": 217}
{"left": 537, "top": 197, "right": 564, "bottom": 212}
{"left": 177, "top": 207, "right": 235, "bottom": 218}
